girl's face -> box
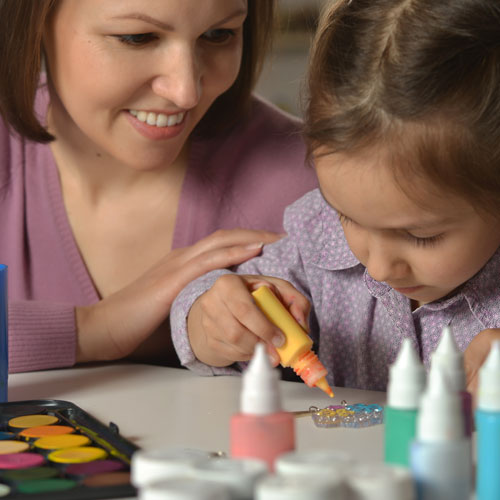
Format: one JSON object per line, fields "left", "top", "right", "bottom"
{"left": 44, "top": 0, "right": 247, "bottom": 170}
{"left": 316, "top": 148, "right": 500, "bottom": 305}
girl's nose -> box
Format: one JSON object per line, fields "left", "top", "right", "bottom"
{"left": 152, "top": 47, "right": 201, "bottom": 109}
{"left": 365, "top": 247, "right": 409, "bottom": 284}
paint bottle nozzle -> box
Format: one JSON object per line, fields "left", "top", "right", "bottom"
{"left": 251, "top": 286, "right": 334, "bottom": 398}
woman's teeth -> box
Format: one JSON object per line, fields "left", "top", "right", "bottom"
{"left": 129, "top": 109, "right": 185, "bottom": 127}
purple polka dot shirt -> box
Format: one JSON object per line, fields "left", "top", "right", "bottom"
{"left": 171, "top": 189, "right": 500, "bottom": 390}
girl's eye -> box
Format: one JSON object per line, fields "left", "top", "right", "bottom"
{"left": 406, "top": 233, "right": 444, "bottom": 248}
{"left": 201, "top": 28, "right": 236, "bottom": 44}
{"left": 113, "top": 33, "right": 157, "bottom": 46}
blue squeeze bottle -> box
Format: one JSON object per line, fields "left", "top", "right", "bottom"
{"left": 476, "top": 340, "right": 500, "bottom": 500}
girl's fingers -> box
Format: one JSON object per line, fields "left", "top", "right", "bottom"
{"left": 242, "top": 276, "right": 311, "bottom": 333}
{"left": 215, "top": 275, "right": 285, "bottom": 348}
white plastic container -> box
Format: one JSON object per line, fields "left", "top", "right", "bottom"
{"left": 275, "top": 449, "right": 352, "bottom": 478}
{"left": 190, "top": 456, "right": 268, "bottom": 500}
{"left": 138, "top": 477, "right": 231, "bottom": 500}
{"left": 346, "top": 461, "right": 415, "bottom": 500}
{"left": 131, "top": 447, "right": 214, "bottom": 488}
{"left": 255, "top": 474, "right": 345, "bottom": 500}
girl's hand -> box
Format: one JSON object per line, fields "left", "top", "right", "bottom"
{"left": 187, "top": 274, "right": 311, "bottom": 367}
{"left": 464, "top": 328, "right": 500, "bottom": 404}
{"left": 75, "top": 229, "right": 283, "bottom": 363}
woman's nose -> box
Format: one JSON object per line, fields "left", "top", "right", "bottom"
{"left": 152, "top": 46, "right": 201, "bottom": 109}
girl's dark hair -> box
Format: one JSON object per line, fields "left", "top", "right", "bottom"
{"left": 305, "top": 0, "right": 500, "bottom": 213}
{"left": 0, "top": 0, "right": 276, "bottom": 143}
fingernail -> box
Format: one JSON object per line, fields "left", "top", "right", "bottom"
{"left": 298, "top": 318, "right": 308, "bottom": 332}
{"left": 271, "top": 352, "right": 281, "bottom": 367}
{"left": 245, "top": 242, "right": 264, "bottom": 250}
{"left": 272, "top": 333, "right": 285, "bottom": 348}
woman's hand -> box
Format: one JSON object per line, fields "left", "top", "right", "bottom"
{"left": 187, "top": 274, "right": 311, "bottom": 367}
{"left": 75, "top": 229, "right": 283, "bottom": 363}
{"left": 464, "top": 328, "right": 500, "bottom": 404}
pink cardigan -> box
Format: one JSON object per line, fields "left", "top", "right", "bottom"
{"left": 0, "top": 87, "right": 317, "bottom": 372}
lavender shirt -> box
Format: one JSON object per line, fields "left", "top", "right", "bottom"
{"left": 171, "top": 189, "right": 500, "bottom": 391}
{"left": 1, "top": 86, "right": 317, "bottom": 372}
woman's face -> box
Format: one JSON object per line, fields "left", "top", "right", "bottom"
{"left": 44, "top": 0, "right": 247, "bottom": 170}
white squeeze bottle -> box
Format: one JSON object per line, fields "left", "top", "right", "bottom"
{"left": 410, "top": 364, "right": 472, "bottom": 500}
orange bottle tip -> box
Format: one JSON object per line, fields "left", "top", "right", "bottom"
{"left": 315, "top": 377, "right": 334, "bottom": 398}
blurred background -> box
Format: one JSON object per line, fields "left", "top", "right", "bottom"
{"left": 256, "top": 0, "right": 329, "bottom": 117}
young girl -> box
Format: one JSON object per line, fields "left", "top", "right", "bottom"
{"left": 170, "top": 0, "right": 500, "bottom": 392}
{"left": 0, "top": 0, "right": 317, "bottom": 372}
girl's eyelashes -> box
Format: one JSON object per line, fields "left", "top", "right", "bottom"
{"left": 112, "top": 33, "right": 158, "bottom": 46}
{"left": 405, "top": 232, "right": 445, "bottom": 248}
{"left": 338, "top": 211, "right": 445, "bottom": 248}
{"left": 201, "top": 28, "right": 237, "bottom": 44}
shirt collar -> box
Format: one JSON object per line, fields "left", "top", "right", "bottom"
{"left": 299, "top": 190, "right": 360, "bottom": 271}
{"left": 296, "top": 189, "right": 500, "bottom": 322}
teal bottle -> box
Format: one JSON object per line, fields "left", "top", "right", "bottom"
{"left": 384, "top": 338, "right": 425, "bottom": 466}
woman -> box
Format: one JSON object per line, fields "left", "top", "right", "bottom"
{"left": 0, "top": 0, "right": 317, "bottom": 371}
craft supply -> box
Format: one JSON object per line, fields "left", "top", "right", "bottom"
{"left": 0, "top": 265, "right": 7, "bottom": 403}
{"left": 311, "top": 402, "right": 383, "bottom": 428}
{"left": 191, "top": 456, "right": 268, "bottom": 500}
{"left": 255, "top": 474, "right": 344, "bottom": 500}
{"left": 410, "top": 365, "right": 472, "bottom": 500}
{"left": 230, "top": 343, "right": 295, "bottom": 472}
{"left": 0, "top": 399, "right": 138, "bottom": 499}
{"left": 132, "top": 447, "right": 216, "bottom": 489}
{"left": 251, "top": 286, "right": 333, "bottom": 397}
{"left": 275, "top": 449, "right": 352, "bottom": 478}
{"left": 384, "top": 338, "right": 425, "bottom": 466}
{"left": 346, "top": 462, "right": 415, "bottom": 500}
{"left": 476, "top": 339, "right": 500, "bottom": 500}
{"left": 138, "top": 477, "right": 231, "bottom": 500}
{"left": 431, "top": 325, "right": 472, "bottom": 436}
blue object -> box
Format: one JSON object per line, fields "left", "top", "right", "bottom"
{"left": 0, "top": 265, "right": 7, "bottom": 402}
{"left": 476, "top": 409, "right": 500, "bottom": 500}
{"left": 411, "top": 439, "right": 471, "bottom": 499}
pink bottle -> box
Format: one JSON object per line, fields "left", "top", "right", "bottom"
{"left": 230, "top": 343, "right": 295, "bottom": 472}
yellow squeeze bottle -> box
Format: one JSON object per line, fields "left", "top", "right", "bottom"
{"left": 251, "top": 286, "right": 334, "bottom": 398}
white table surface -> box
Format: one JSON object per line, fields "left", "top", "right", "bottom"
{"left": 6, "top": 363, "right": 387, "bottom": 498}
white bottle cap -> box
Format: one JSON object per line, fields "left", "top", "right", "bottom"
{"left": 416, "top": 364, "right": 464, "bottom": 442}
{"left": 430, "top": 325, "right": 466, "bottom": 391}
{"left": 191, "top": 457, "right": 268, "bottom": 500}
{"left": 478, "top": 339, "right": 500, "bottom": 411}
{"left": 387, "top": 338, "right": 426, "bottom": 409}
{"left": 131, "top": 447, "right": 212, "bottom": 488}
{"left": 346, "top": 462, "right": 415, "bottom": 500}
{"left": 275, "top": 449, "right": 353, "bottom": 478}
{"left": 241, "top": 343, "right": 281, "bottom": 415}
{"left": 139, "top": 477, "right": 231, "bottom": 500}
{"left": 255, "top": 474, "right": 345, "bottom": 500}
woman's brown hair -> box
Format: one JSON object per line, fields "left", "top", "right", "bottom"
{"left": 305, "top": 0, "right": 500, "bottom": 214}
{"left": 0, "top": 0, "right": 276, "bottom": 143}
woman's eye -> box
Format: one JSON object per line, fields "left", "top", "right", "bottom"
{"left": 201, "top": 28, "right": 236, "bottom": 44}
{"left": 113, "top": 33, "right": 157, "bottom": 46}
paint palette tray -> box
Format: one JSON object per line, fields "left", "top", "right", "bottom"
{"left": 0, "top": 399, "right": 139, "bottom": 499}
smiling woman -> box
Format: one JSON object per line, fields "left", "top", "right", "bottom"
{"left": 0, "top": 0, "right": 318, "bottom": 372}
